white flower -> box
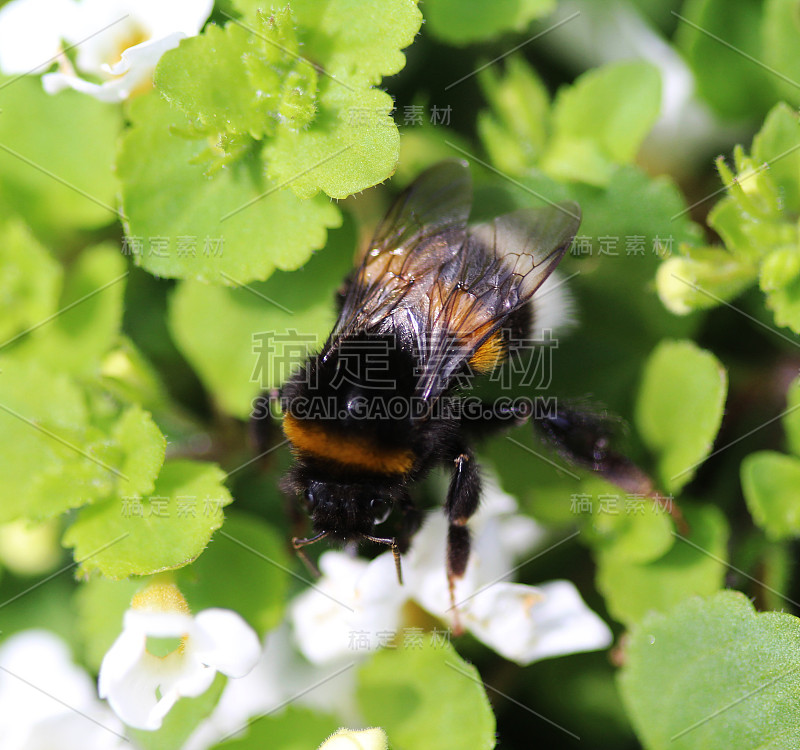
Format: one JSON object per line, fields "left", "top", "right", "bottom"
{"left": 290, "top": 472, "right": 612, "bottom": 666}
{"left": 0, "top": 0, "right": 75, "bottom": 75}
{"left": 0, "top": 0, "right": 213, "bottom": 101}
{"left": 319, "top": 728, "right": 388, "bottom": 750}
{"left": 98, "top": 582, "right": 261, "bottom": 731}
{"left": 183, "top": 623, "right": 361, "bottom": 750}
{"left": 0, "top": 630, "right": 125, "bottom": 750}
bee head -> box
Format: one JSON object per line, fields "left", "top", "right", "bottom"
{"left": 281, "top": 465, "right": 398, "bottom": 542}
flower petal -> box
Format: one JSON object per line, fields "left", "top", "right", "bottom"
{"left": 42, "top": 31, "right": 182, "bottom": 102}
{"left": 101, "top": 648, "right": 170, "bottom": 730}
{"left": 98, "top": 626, "right": 146, "bottom": 699}
{"left": 0, "top": 0, "right": 76, "bottom": 74}
{"left": 191, "top": 609, "right": 261, "bottom": 678}
{"left": 0, "top": 630, "right": 97, "bottom": 738}
{"left": 123, "top": 609, "right": 194, "bottom": 637}
{"left": 464, "top": 580, "right": 612, "bottom": 665}
{"left": 290, "top": 552, "right": 406, "bottom": 665}
{"left": 42, "top": 70, "right": 130, "bottom": 102}
{"left": 99, "top": 608, "right": 212, "bottom": 730}
{"left": 102, "top": 32, "right": 184, "bottom": 76}
{"left": 149, "top": 650, "right": 216, "bottom": 725}
{"left": 33, "top": 0, "right": 211, "bottom": 101}
{"left": 24, "top": 710, "right": 127, "bottom": 750}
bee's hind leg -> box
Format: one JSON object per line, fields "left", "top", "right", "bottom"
{"left": 535, "top": 405, "right": 688, "bottom": 533}
{"left": 444, "top": 447, "right": 481, "bottom": 636}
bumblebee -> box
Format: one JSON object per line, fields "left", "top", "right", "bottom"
{"left": 253, "top": 160, "right": 653, "bottom": 607}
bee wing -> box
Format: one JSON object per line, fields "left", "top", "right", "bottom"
{"left": 418, "top": 201, "right": 581, "bottom": 402}
{"left": 332, "top": 160, "right": 472, "bottom": 339}
{"left": 467, "top": 203, "right": 581, "bottom": 307}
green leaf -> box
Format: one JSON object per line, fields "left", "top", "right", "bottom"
{"left": 619, "top": 591, "right": 800, "bottom": 750}
{"left": 264, "top": 83, "right": 400, "bottom": 200}
{"left": 635, "top": 340, "right": 727, "bottom": 493}
{"left": 63, "top": 460, "right": 232, "bottom": 579}
{"left": 0, "top": 355, "right": 165, "bottom": 524}
{"left": 784, "top": 374, "right": 800, "bottom": 457}
{"left": 157, "top": 12, "right": 318, "bottom": 140}
{"left": 357, "top": 637, "right": 496, "bottom": 750}
{"left": 677, "top": 0, "right": 774, "bottom": 120}
{"left": 582, "top": 484, "right": 675, "bottom": 565}
{"left": 75, "top": 577, "right": 141, "bottom": 671}
{"left": 288, "top": 0, "right": 423, "bottom": 86}
{"left": 541, "top": 62, "right": 662, "bottom": 186}
{"left": 212, "top": 706, "right": 341, "bottom": 750}
{"left": 480, "top": 430, "right": 579, "bottom": 526}
{"left": 0, "top": 356, "right": 112, "bottom": 523}
{"left": 708, "top": 162, "right": 790, "bottom": 265}
{"left": 178, "top": 512, "right": 290, "bottom": 633}
{"left": 742, "top": 451, "right": 800, "bottom": 540}
{"left": 233, "top": 0, "right": 422, "bottom": 87}
{"left": 12, "top": 244, "right": 127, "bottom": 378}
{"left": 0, "top": 572, "right": 76, "bottom": 645}
{"left": 169, "top": 218, "right": 355, "bottom": 417}
{"left": 246, "top": 2, "right": 410, "bottom": 199}
{"left": 761, "top": 246, "right": 800, "bottom": 293}
{"left": 130, "top": 673, "right": 227, "bottom": 750}
{"left": 99, "top": 336, "right": 174, "bottom": 415}
{"left": 762, "top": 0, "right": 800, "bottom": 112}
{"left": 751, "top": 102, "right": 800, "bottom": 214}
{"left": 117, "top": 90, "right": 341, "bottom": 284}
{"left": 0, "top": 76, "right": 121, "bottom": 241}
{"left": 131, "top": 0, "right": 421, "bottom": 282}
{"left": 656, "top": 248, "right": 757, "bottom": 316}
{"left": 0, "top": 219, "right": 62, "bottom": 344}
{"left": 477, "top": 55, "right": 550, "bottom": 176}
{"left": 596, "top": 504, "right": 728, "bottom": 626}
{"left": 112, "top": 405, "right": 166, "bottom": 498}
{"left": 765, "top": 273, "right": 800, "bottom": 334}
{"left": 659, "top": 104, "right": 800, "bottom": 328}
{"left": 423, "top": 0, "right": 555, "bottom": 44}
{"left": 158, "top": 22, "right": 281, "bottom": 139}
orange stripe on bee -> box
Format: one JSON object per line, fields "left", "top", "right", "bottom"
{"left": 468, "top": 331, "right": 507, "bottom": 373}
{"left": 282, "top": 414, "right": 414, "bottom": 475}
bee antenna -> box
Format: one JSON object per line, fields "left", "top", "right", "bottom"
{"left": 292, "top": 532, "right": 329, "bottom": 578}
{"left": 363, "top": 534, "right": 403, "bottom": 585}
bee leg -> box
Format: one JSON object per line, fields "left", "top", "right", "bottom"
{"left": 536, "top": 408, "right": 688, "bottom": 533}
{"left": 445, "top": 448, "right": 481, "bottom": 636}
{"left": 460, "top": 398, "right": 533, "bottom": 440}
{"left": 292, "top": 531, "right": 329, "bottom": 579}
{"left": 363, "top": 534, "right": 404, "bottom": 585}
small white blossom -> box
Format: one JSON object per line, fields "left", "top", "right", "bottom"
{"left": 184, "top": 624, "right": 361, "bottom": 750}
{"left": 0, "top": 0, "right": 213, "bottom": 101}
{"left": 290, "top": 472, "right": 612, "bottom": 666}
{"left": 98, "top": 582, "right": 260, "bottom": 731}
{"left": 319, "top": 727, "right": 388, "bottom": 750}
{"left": 0, "top": 630, "right": 125, "bottom": 750}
